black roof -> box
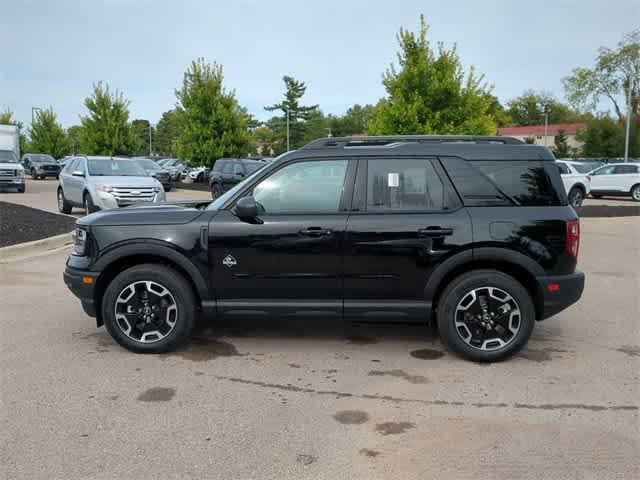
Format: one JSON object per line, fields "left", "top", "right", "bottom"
{"left": 292, "top": 135, "right": 555, "bottom": 161}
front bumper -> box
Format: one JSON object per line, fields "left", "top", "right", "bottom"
{"left": 94, "top": 190, "right": 166, "bottom": 209}
{"left": 0, "top": 177, "right": 25, "bottom": 186}
{"left": 63, "top": 264, "right": 99, "bottom": 320}
{"left": 536, "top": 271, "right": 585, "bottom": 320}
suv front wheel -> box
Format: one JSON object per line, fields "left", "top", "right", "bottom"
{"left": 437, "top": 270, "right": 535, "bottom": 362}
{"left": 210, "top": 182, "right": 223, "bottom": 199}
{"left": 101, "top": 264, "right": 196, "bottom": 353}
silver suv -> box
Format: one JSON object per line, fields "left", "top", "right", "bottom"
{"left": 57, "top": 156, "right": 166, "bottom": 215}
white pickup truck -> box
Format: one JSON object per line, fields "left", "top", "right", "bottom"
{"left": 0, "top": 125, "right": 25, "bottom": 193}
{"left": 555, "top": 160, "right": 590, "bottom": 208}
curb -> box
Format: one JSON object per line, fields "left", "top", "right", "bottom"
{"left": 0, "top": 232, "right": 73, "bottom": 263}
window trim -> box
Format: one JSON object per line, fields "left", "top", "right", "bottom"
{"left": 226, "top": 156, "right": 357, "bottom": 216}
{"left": 352, "top": 156, "right": 460, "bottom": 214}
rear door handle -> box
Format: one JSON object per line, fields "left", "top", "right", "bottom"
{"left": 299, "top": 227, "right": 333, "bottom": 237}
{"left": 418, "top": 226, "right": 453, "bottom": 237}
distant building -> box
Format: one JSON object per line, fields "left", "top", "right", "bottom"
{"left": 497, "top": 123, "right": 586, "bottom": 151}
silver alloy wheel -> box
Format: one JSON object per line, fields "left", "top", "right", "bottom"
{"left": 114, "top": 280, "right": 178, "bottom": 344}
{"left": 57, "top": 190, "right": 64, "bottom": 211}
{"left": 632, "top": 186, "right": 640, "bottom": 201}
{"left": 570, "top": 189, "right": 583, "bottom": 207}
{"left": 454, "top": 286, "right": 521, "bottom": 351}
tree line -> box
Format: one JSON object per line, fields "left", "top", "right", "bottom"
{"left": 1, "top": 16, "right": 638, "bottom": 164}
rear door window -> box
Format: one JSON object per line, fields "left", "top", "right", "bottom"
{"left": 613, "top": 165, "right": 639, "bottom": 174}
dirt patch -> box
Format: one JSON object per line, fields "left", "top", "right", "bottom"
{"left": 616, "top": 345, "right": 640, "bottom": 357}
{"left": 333, "top": 410, "right": 370, "bottom": 425}
{"left": 0, "top": 201, "right": 76, "bottom": 248}
{"left": 359, "top": 448, "right": 380, "bottom": 457}
{"left": 368, "top": 369, "right": 428, "bottom": 384}
{"left": 296, "top": 454, "right": 317, "bottom": 466}
{"left": 137, "top": 387, "right": 175, "bottom": 402}
{"left": 410, "top": 348, "right": 444, "bottom": 360}
{"left": 346, "top": 335, "right": 378, "bottom": 345}
{"left": 375, "top": 421, "right": 415, "bottom": 435}
{"left": 163, "top": 336, "right": 240, "bottom": 362}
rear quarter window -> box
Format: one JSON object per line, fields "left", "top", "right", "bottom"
{"left": 441, "top": 157, "right": 562, "bottom": 206}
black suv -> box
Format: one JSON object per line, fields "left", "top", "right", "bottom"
{"left": 22, "top": 153, "right": 61, "bottom": 179}
{"left": 64, "top": 136, "right": 584, "bottom": 362}
{"left": 209, "top": 158, "right": 265, "bottom": 198}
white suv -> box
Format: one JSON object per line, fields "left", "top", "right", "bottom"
{"left": 57, "top": 156, "right": 166, "bottom": 215}
{"left": 588, "top": 163, "right": 640, "bottom": 202}
{"left": 555, "top": 160, "right": 591, "bottom": 207}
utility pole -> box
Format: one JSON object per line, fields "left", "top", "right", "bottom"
{"left": 543, "top": 111, "right": 549, "bottom": 147}
{"left": 624, "top": 76, "right": 634, "bottom": 162}
{"left": 286, "top": 109, "right": 290, "bottom": 152}
{"left": 149, "top": 123, "right": 152, "bottom": 157}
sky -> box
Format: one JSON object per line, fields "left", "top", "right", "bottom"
{"left": 2, "top": 0, "right": 638, "bottom": 128}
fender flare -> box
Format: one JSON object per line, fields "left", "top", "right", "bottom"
{"left": 424, "top": 247, "right": 544, "bottom": 301}
{"left": 92, "top": 240, "right": 210, "bottom": 300}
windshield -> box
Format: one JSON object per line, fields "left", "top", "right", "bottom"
{"left": 137, "top": 159, "right": 161, "bottom": 172}
{"left": 207, "top": 166, "right": 269, "bottom": 210}
{"left": 87, "top": 159, "right": 147, "bottom": 176}
{"left": 30, "top": 154, "right": 56, "bottom": 163}
{"left": 0, "top": 151, "right": 18, "bottom": 163}
{"left": 572, "top": 162, "right": 601, "bottom": 173}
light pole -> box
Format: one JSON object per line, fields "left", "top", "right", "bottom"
{"left": 286, "top": 109, "right": 298, "bottom": 151}
{"left": 31, "top": 107, "right": 42, "bottom": 125}
{"left": 149, "top": 123, "right": 152, "bottom": 157}
{"left": 624, "top": 76, "right": 635, "bottom": 163}
{"left": 543, "top": 111, "right": 549, "bottom": 147}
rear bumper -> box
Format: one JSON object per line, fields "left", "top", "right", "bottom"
{"left": 536, "top": 271, "right": 585, "bottom": 320}
{"left": 63, "top": 264, "right": 99, "bottom": 319}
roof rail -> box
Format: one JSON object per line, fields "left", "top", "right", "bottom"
{"left": 301, "top": 135, "right": 524, "bottom": 149}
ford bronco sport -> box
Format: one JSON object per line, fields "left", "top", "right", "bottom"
{"left": 64, "top": 136, "right": 585, "bottom": 362}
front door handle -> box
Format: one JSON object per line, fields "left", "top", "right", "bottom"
{"left": 418, "top": 226, "right": 453, "bottom": 237}
{"left": 299, "top": 227, "right": 333, "bottom": 237}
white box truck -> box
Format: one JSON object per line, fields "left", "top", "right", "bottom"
{"left": 0, "top": 124, "right": 25, "bottom": 192}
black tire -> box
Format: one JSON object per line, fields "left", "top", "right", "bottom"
{"left": 164, "top": 185, "right": 171, "bottom": 192}
{"left": 57, "top": 187, "right": 72, "bottom": 214}
{"left": 631, "top": 184, "right": 640, "bottom": 202}
{"left": 437, "top": 270, "right": 535, "bottom": 362}
{"left": 568, "top": 186, "right": 585, "bottom": 208}
{"left": 211, "top": 182, "right": 223, "bottom": 199}
{"left": 31, "top": 169, "right": 38, "bottom": 180}
{"left": 101, "top": 264, "right": 197, "bottom": 353}
{"left": 17, "top": 185, "right": 25, "bottom": 193}
{"left": 83, "top": 192, "right": 98, "bottom": 215}
{"left": 197, "top": 172, "right": 204, "bottom": 183}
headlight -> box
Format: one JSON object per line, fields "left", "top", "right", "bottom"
{"left": 17, "top": 169, "right": 24, "bottom": 177}
{"left": 95, "top": 184, "right": 114, "bottom": 193}
{"left": 72, "top": 228, "right": 87, "bottom": 256}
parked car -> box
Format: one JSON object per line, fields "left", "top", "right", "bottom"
{"left": 187, "top": 166, "right": 210, "bottom": 183}
{"left": 57, "top": 156, "right": 166, "bottom": 215}
{"left": 555, "top": 160, "right": 591, "bottom": 207}
{"left": 209, "top": 158, "right": 266, "bottom": 198}
{"left": 134, "top": 158, "right": 173, "bottom": 192}
{"left": 63, "top": 135, "right": 584, "bottom": 362}
{"left": 588, "top": 163, "right": 640, "bottom": 201}
{"left": 0, "top": 150, "right": 25, "bottom": 193}
{"left": 159, "top": 158, "right": 186, "bottom": 181}
{"left": 22, "top": 153, "right": 61, "bottom": 179}
{"left": 0, "top": 125, "right": 25, "bottom": 193}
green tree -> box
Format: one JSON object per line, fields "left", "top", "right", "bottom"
{"left": 250, "top": 125, "right": 278, "bottom": 156}
{"left": 328, "top": 104, "right": 375, "bottom": 136}
{"left": 507, "top": 90, "right": 584, "bottom": 126}
{"left": 553, "top": 130, "right": 572, "bottom": 158}
{"left": 78, "top": 82, "right": 136, "bottom": 156}
{"left": 67, "top": 126, "right": 82, "bottom": 154}
{"left": 563, "top": 30, "right": 639, "bottom": 121}
{"left": 0, "top": 109, "right": 29, "bottom": 153}
{"left": 265, "top": 75, "right": 319, "bottom": 149}
{"left": 29, "top": 108, "right": 72, "bottom": 158}
{"left": 485, "top": 95, "right": 512, "bottom": 127}
{"left": 154, "top": 110, "right": 181, "bottom": 156}
{"left": 131, "top": 119, "right": 152, "bottom": 156}
{"left": 367, "top": 15, "right": 496, "bottom": 135}
{"left": 577, "top": 116, "right": 639, "bottom": 157}
{"left": 175, "top": 58, "right": 250, "bottom": 165}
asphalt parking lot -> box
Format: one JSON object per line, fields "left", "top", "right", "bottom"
{"left": 1, "top": 216, "right": 638, "bottom": 479}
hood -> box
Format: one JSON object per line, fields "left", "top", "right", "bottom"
{"left": 78, "top": 200, "right": 212, "bottom": 227}
{"left": 87, "top": 175, "right": 160, "bottom": 187}
{"left": 0, "top": 162, "right": 24, "bottom": 171}
{"left": 31, "top": 160, "right": 59, "bottom": 167}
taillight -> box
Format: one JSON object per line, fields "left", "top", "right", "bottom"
{"left": 566, "top": 220, "right": 580, "bottom": 260}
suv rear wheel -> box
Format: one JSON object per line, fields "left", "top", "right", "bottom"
{"left": 631, "top": 184, "right": 640, "bottom": 202}
{"left": 437, "top": 270, "right": 535, "bottom": 362}
{"left": 101, "top": 264, "right": 196, "bottom": 353}
{"left": 211, "top": 182, "right": 223, "bottom": 199}
{"left": 57, "top": 187, "right": 72, "bottom": 214}
{"left": 568, "top": 186, "right": 584, "bottom": 208}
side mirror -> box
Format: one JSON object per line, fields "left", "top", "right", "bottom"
{"left": 71, "top": 170, "right": 85, "bottom": 177}
{"left": 234, "top": 196, "right": 258, "bottom": 219}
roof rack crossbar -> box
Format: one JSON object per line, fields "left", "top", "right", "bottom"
{"left": 301, "top": 135, "right": 524, "bottom": 149}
